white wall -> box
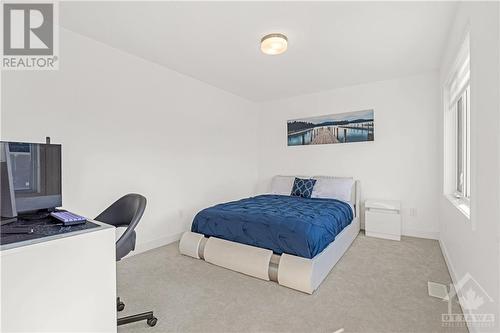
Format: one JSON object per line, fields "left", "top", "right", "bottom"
{"left": 0, "top": 28, "right": 259, "bottom": 253}
{"left": 438, "top": 2, "right": 500, "bottom": 332}
{"left": 257, "top": 73, "right": 441, "bottom": 239}
{"left": 1, "top": 17, "right": 498, "bottom": 332}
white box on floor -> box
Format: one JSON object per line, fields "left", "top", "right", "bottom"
{"left": 365, "top": 199, "right": 401, "bottom": 241}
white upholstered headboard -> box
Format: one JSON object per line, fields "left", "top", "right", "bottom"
{"left": 269, "top": 175, "right": 361, "bottom": 217}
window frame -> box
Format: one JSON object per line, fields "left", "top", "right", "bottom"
{"left": 444, "top": 33, "right": 470, "bottom": 218}
{"left": 453, "top": 86, "right": 470, "bottom": 200}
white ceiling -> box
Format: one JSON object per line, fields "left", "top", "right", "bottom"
{"left": 60, "top": 1, "right": 457, "bottom": 102}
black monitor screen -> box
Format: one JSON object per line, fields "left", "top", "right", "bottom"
{"left": 2, "top": 142, "right": 62, "bottom": 213}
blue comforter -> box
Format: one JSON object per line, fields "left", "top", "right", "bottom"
{"left": 191, "top": 195, "right": 353, "bottom": 259}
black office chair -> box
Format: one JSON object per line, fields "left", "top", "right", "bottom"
{"left": 95, "top": 193, "right": 158, "bottom": 327}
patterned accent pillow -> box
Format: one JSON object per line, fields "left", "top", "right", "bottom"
{"left": 290, "top": 177, "right": 317, "bottom": 199}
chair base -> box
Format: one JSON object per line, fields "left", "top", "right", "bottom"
{"left": 118, "top": 311, "right": 157, "bottom": 327}
{"left": 117, "top": 297, "right": 125, "bottom": 312}
{"left": 117, "top": 297, "right": 157, "bottom": 327}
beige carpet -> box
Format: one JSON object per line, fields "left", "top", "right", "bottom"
{"left": 116, "top": 233, "right": 467, "bottom": 333}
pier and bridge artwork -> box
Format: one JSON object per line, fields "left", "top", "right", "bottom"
{"left": 287, "top": 109, "right": 374, "bottom": 146}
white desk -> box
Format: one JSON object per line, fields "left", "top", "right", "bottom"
{"left": 1, "top": 220, "right": 117, "bottom": 332}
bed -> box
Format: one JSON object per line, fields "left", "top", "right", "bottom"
{"left": 179, "top": 176, "right": 361, "bottom": 294}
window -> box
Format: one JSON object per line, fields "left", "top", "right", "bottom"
{"left": 454, "top": 86, "right": 470, "bottom": 198}
{"left": 444, "top": 34, "right": 470, "bottom": 216}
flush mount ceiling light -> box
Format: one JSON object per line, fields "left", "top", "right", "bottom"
{"left": 260, "top": 33, "right": 288, "bottom": 55}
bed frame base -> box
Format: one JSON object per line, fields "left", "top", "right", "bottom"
{"left": 179, "top": 217, "right": 360, "bottom": 294}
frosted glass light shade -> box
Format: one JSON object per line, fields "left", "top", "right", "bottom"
{"left": 261, "top": 33, "right": 288, "bottom": 55}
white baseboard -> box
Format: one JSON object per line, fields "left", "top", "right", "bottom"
{"left": 439, "top": 238, "right": 458, "bottom": 288}
{"left": 402, "top": 228, "right": 440, "bottom": 240}
{"left": 127, "top": 232, "right": 184, "bottom": 258}
{"left": 439, "top": 239, "right": 477, "bottom": 333}
{"left": 361, "top": 226, "right": 439, "bottom": 240}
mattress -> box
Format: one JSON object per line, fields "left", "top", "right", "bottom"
{"left": 191, "top": 195, "right": 353, "bottom": 259}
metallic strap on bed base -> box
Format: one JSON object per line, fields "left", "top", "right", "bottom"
{"left": 198, "top": 237, "right": 208, "bottom": 260}
{"left": 268, "top": 254, "right": 280, "bottom": 282}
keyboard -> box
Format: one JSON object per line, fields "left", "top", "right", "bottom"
{"left": 50, "top": 211, "right": 87, "bottom": 226}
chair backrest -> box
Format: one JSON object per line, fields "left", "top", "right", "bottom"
{"left": 94, "top": 193, "right": 147, "bottom": 261}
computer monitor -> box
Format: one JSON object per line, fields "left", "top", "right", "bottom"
{"left": 0, "top": 141, "right": 62, "bottom": 219}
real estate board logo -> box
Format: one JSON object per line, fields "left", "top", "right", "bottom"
{"left": 2, "top": 2, "right": 58, "bottom": 70}
{"left": 442, "top": 273, "right": 495, "bottom": 328}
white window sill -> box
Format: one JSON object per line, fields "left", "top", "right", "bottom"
{"left": 445, "top": 194, "right": 470, "bottom": 219}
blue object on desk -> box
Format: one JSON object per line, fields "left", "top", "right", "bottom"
{"left": 50, "top": 211, "right": 87, "bottom": 225}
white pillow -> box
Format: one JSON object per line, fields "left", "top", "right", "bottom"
{"left": 270, "top": 176, "right": 295, "bottom": 195}
{"left": 311, "top": 176, "right": 355, "bottom": 202}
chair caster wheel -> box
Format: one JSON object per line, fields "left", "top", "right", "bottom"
{"left": 117, "top": 301, "right": 125, "bottom": 312}
{"left": 147, "top": 317, "right": 157, "bottom": 327}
